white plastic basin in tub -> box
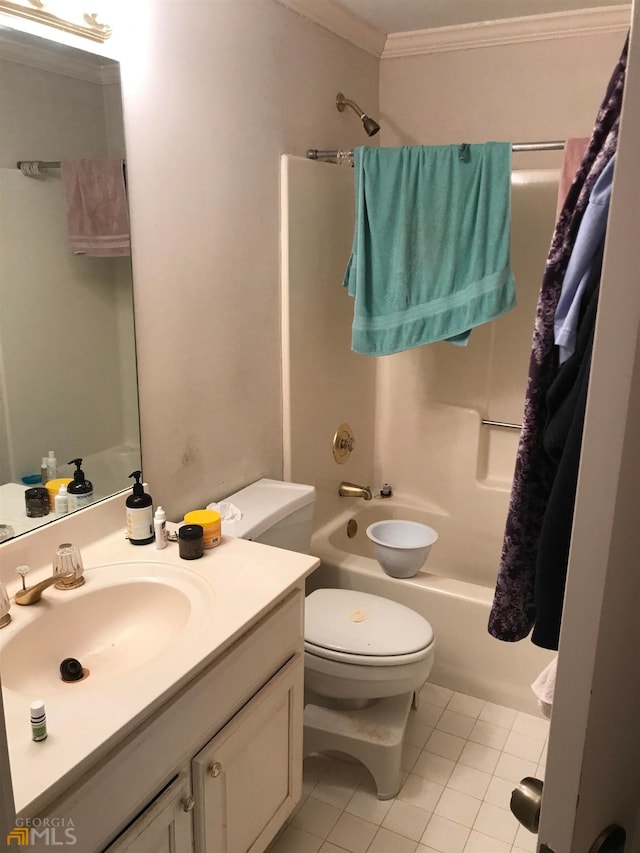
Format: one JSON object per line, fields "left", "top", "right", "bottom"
{"left": 366, "top": 519, "right": 438, "bottom": 578}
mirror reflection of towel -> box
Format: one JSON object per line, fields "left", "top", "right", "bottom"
{"left": 61, "top": 159, "right": 130, "bottom": 257}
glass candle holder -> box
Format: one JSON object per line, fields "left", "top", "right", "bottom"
{"left": 0, "top": 583, "right": 11, "bottom": 627}
{"left": 53, "top": 543, "right": 85, "bottom": 588}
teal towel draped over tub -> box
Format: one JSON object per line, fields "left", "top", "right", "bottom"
{"left": 343, "top": 144, "right": 516, "bottom": 355}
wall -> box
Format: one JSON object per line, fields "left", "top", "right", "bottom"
{"left": 0, "top": 53, "right": 137, "bottom": 485}
{"left": 117, "top": 0, "right": 378, "bottom": 520}
{"left": 371, "top": 31, "right": 627, "bottom": 572}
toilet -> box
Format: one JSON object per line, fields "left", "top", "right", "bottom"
{"left": 221, "top": 478, "right": 436, "bottom": 799}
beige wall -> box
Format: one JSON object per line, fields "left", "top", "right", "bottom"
{"left": 117, "top": 0, "right": 378, "bottom": 520}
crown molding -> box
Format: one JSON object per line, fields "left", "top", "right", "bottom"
{"left": 275, "top": 0, "right": 386, "bottom": 57}
{"left": 0, "top": 29, "right": 118, "bottom": 83}
{"left": 382, "top": 5, "right": 631, "bottom": 58}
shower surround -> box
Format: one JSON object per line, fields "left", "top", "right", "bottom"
{"left": 281, "top": 154, "right": 559, "bottom": 709}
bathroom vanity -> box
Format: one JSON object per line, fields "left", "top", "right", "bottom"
{"left": 0, "top": 494, "right": 319, "bottom": 852}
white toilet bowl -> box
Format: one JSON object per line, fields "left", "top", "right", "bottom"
{"left": 303, "top": 588, "right": 436, "bottom": 798}
{"left": 304, "top": 588, "right": 435, "bottom": 702}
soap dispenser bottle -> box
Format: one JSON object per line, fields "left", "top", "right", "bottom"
{"left": 67, "top": 458, "right": 93, "bottom": 510}
{"left": 126, "top": 471, "right": 154, "bottom": 545}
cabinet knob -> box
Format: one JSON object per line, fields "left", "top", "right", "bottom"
{"left": 182, "top": 795, "right": 196, "bottom": 813}
{"left": 208, "top": 761, "right": 222, "bottom": 778}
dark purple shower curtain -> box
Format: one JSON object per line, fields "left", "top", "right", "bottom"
{"left": 487, "top": 37, "right": 629, "bottom": 649}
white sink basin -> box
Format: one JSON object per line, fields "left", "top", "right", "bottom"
{"left": 0, "top": 562, "right": 214, "bottom": 697}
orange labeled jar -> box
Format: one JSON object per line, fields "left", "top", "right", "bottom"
{"left": 183, "top": 510, "right": 222, "bottom": 549}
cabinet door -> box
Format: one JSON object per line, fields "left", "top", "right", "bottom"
{"left": 104, "top": 770, "right": 193, "bottom": 853}
{"left": 192, "top": 654, "right": 303, "bottom": 853}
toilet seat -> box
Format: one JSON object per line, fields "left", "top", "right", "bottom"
{"left": 305, "top": 588, "right": 434, "bottom": 667}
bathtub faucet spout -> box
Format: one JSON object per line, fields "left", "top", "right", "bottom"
{"left": 338, "top": 482, "right": 373, "bottom": 501}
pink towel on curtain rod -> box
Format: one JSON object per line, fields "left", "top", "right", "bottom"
{"left": 61, "top": 159, "right": 130, "bottom": 257}
{"left": 555, "top": 138, "right": 589, "bottom": 219}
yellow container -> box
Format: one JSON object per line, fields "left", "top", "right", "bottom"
{"left": 45, "top": 478, "right": 73, "bottom": 510}
{"left": 183, "top": 510, "right": 222, "bottom": 549}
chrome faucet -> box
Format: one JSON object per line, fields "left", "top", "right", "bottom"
{"left": 15, "top": 572, "right": 74, "bottom": 606}
{"left": 338, "top": 482, "right": 373, "bottom": 501}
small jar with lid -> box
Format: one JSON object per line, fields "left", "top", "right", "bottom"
{"left": 178, "top": 524, "right": 204, "bottom": 560}
{"left": 183, "top": 510, "right": 222, "bottom": 549}
{"left": 25, "top": 487, "right": 50, "bottom": 518}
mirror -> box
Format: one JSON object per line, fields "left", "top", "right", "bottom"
{"left": 0, "top": 26, "right": 140, "bottom": 538}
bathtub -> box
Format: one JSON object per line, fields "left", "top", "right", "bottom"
{"left": 307, "top": 500, "right": 554, "bottom": 714}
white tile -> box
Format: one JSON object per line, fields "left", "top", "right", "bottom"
{"left": 403, "top": 743, "right": 422, "bottom": 772}
{"left": 420, "top": 683, "right": 454, "bottom": 708}
{"left": 345, "top": 788, "right": 393, "bottom": 825}
{"left": 434, "top": 789, "right": 482, "bottom": 828}
{"left": 514, "top": 824, "right": 539, "bottom": 851}
{"left": 326, "top": 812, "right": 377, "bottom": 853}
{"left": 446, "top": 693, "right": 485, "bottom": 720}
{"left": 462, "top": 829, "right": 511, "bottom": 853}
{"left": 421, "top": 815, "right": 470, "bottom": 853}
{"left": 446, "top": 764, "right": 491, "bottom": 800}
{"left": 414, "top": 703, "right": 446, "bottom": 728}
{"left": 483, "top": 775, "right": 514, "bottom": 809}
{"left": 319, "top": 844, "right": 349, "bottom": 853}
{"left": 397, "top": 773, "right": 444, "bottom": 812}
{"left": 291, "top": 796, "right": 342, "bottom": 838}
{"left": 416, "top": 847, "right": 444, "bottom": 853}
{"left": 511, "top": 711, "right": 550, "bottom": 741}
{"left": 425, "top": 730, "right": 466, "bottom": 761}
{"left": 303, "top": 753, "right": 333, "bottom": 783}
{"left": 513, "top": 848, "right": 533, "bottom": 853}
{"left": 473, "top": 802, "right": 518, "bottom": 844}
{"left": 493, "top": 753, "right": 538, "bottom": 784}
{"left": 406, "top": 718, "right": 434, "bottom": 748}
{"left": 383, "top": 800, "right": 432, "bottom": 841}
{"left": 269, "top": 825, "right": 324, "bottom": 853}
{"left": 368, "top": 827, "right": 419, "bottom": 853}
{"left": 413, "top": 750, "right": 456, "bottom": 786}
{"left": 313, "top": 777, "right": 359, "bottom": 810}
{"left": 502, "top": 731, "right": 545, "bottom": 763}
{"left": 468, "top": 720, "right": 509, "bottom": 750}
{"left": 398, "top": 774, "right": 444, "bottom": 812}
{"left": 436, "top": 710, "right": 476, "bottom": 739}
{"left": 458, "top": 742, "right": 501, "bottom": 774}
{"left": 478, "top": 703, "right": 518, "bottom": 729}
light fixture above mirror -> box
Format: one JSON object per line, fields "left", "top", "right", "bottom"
{"left": 0, "top": 0, "right": 112, "bottom": 42}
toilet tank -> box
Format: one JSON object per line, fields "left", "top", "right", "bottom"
{"left": 220, "top": 478, "right": 316, "bottom": 553}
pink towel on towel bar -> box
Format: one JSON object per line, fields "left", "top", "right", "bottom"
{"left": 556, "top": 138, "right": 589, "bottom": 219}
{"left": 61, "top": 159, "right": 130, "bottom": 257}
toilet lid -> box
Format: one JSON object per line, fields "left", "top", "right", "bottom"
{"left": 305, "top": 589, "right": 433, "bottom": 657}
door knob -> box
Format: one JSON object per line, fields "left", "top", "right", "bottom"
{"left": 510, "top": 776, "right": 543, "bottom": 833}
{"left": 588, "top": 824, "right": 626, "bottom": 853}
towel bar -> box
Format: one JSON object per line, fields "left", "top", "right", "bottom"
{"left": 482, "top": 419, "right": 522, "bottom": 431}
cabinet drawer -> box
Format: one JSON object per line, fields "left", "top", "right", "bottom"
{"left": 192, "top": 653, "right": 304, "bottom": 853}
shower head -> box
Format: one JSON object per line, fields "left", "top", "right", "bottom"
{"left": 336, "top": 92, "right": 380, "bottom": 137}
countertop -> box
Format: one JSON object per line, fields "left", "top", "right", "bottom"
{"left": 0, "top": 498, "right": 319, "bottom": 817}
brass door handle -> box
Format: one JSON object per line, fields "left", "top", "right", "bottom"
{"left": 510, "top": 776, "right": 543, "bottom": 833}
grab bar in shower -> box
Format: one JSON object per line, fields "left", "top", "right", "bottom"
{"left": 482, "top": 419, "right": 522, "bottom": 431}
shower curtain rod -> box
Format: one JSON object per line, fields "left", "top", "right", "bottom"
{"left": 306, "top": 140, "right": 565, "bottom": 163}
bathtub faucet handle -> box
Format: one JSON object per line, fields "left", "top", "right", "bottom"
{"left": 379, "top": 483, "right": 393, "bottom": 498}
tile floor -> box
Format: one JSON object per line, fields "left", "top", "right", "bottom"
{"left": 268, "top": 683, "right": 548, "bottom": 853}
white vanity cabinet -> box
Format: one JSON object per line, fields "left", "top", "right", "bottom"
{"left": 32, "top": 587, "right": 305, "bottom": 853}
{"left": 191, "top": 655, "right": 303, "bottom": 852}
